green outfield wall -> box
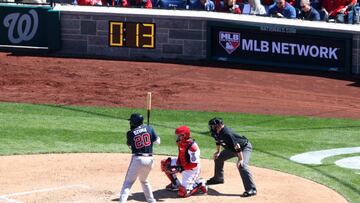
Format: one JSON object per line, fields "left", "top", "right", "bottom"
{"left": 1, "top": 4, "right": 359, "bottom": 74}
{"left": 0, "top": 4, "right": 60, "bottom": 50}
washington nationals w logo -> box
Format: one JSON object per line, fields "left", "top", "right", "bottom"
{"left": 3, "top": 9, "right": 39, "bottom": 44}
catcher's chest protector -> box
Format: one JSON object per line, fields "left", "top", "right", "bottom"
{"left": 178, "top": 140, "right": 199, "bottom": 170}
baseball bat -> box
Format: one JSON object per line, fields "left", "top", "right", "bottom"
{"left": 147, "top": 92, "right": 152, "bottom": 125}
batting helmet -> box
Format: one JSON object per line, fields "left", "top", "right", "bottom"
{"left": 175, "top": 126, "right": 191, "bottom": 140}
{"left": 128, "top": 113, "right": 144, "bottom": 129}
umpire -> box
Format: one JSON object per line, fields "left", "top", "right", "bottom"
{"left": 206, "top": 117, "right": 257, "bottom": 197}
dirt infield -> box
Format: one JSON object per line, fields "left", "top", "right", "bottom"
{"left": 1, "top": 53, "right": 360, "bottom": 119}
{"left": 0, "top": 52, "right": 359, "bottom": 202}
{"left": 0, "top": 154, "right": 347, "bottom": 203}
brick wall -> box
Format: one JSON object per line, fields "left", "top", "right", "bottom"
{"left": 60, "top": 13, "right": 207, "bottom": 61}
{"left": 353, "top": 34, "right": 360, "bottom": 74}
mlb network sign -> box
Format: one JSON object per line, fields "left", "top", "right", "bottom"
{"left": 211, "top": 26, "right": 351, "bottom": 72}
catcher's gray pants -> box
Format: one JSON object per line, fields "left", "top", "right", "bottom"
{"left": 213, "top": 142, "right": 256, "bottom": 192}
{"left": 119, "top": 155, "right": 156, "bottom": 203}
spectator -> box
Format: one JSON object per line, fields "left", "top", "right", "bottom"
{"left": 246, "top": 0, "right": 267, "bottom": 15}
{"left": 353, "top": 0, "right": 360, "bottom": 24}
{"left": 190, "top": 0, "right": 215, "bottom": 10}
{"left": 100, "top": 0, "right": 120, "bottom": 6}
{"left": 19, "top": 0, "right": 47, "bottom": 3}
{"left": 228, "top": 0, "right": 242, "bottom": 13}
{"left": 321, "top": 0, "right": 356, "bottom": 23}
{"left": 298, "top": 0, "right": 320, "bottom": 20}
{"left": 214, "top": 0, "right": 226, "bottom": 11}
{"left": 310, "top": 0, "right": 322, "bottom": 9}
{"left": 122, "top": 0, "right": 153, "bottom": 8}
{"left": 200, "top": 0, "right": 216, "bottom": 10}
{"left": 286, "top": 0, "right": 297, "bottom": 7}
{"left": 268, "top": 0, "right": 297, "bottom": 18}
{"left": 261, "top": 0, "right": 274, "bottom": 12}
{"left": 76, "top": 0, "right": 103, "bottom": 5}
{"left": 158, "top": 0, "right": 186, "bottom": 8}
{"left": 215, "top": 0, "right": 242, "bottom": 13}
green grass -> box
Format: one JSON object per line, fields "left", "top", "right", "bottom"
{"left": 1, "top": 102, "right": 359, "bottom": 202}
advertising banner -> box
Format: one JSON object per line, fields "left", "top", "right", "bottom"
{"left": 209, "top": 22, "right": 352, "bottom": 72}
{"left": 0, "top": 5, "right": 60, "bottom": 50}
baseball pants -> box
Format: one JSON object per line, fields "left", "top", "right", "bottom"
{"left": 213, "top": 142, "right": 256, "bottom": 191}
{"left": 169, "top": 157, "right": 201, "bottom": 190}
{"left": 119, "top": 155, "right": 156, "bottom": 203}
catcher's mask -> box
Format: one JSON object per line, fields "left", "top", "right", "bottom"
{"left": 208, "top": 117, "right": 223, "bottom": 132}
{"left": 128, "top": 113, "right": 144, "bottom": 129}
{"left": 175, "top": 125, "right": 191, "bottom": 141}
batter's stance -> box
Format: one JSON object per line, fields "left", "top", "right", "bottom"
{"left": 207, "top": 118, "right": 257, "bottom": 197}
{"left": 160, "top": 126, "right": 208, "bottom": 198}
{"left": 119, "top": 113, "right": 160, "bottom": 203}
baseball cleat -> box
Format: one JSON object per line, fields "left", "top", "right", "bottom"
{"left": 165, "top": 183, "right": 179, "bottom": 191}
{"left": 198, "top": 185, "right": 208, "bottom": 194}
{"left": 206, "top": 177, "right": 224, "bottom": 185}
{"left": 242, "top": 189, "right": 257, "bottom": 197}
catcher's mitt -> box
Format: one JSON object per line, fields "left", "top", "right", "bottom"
{"left": 161, "top": 157, "right": 183, "bottom": 174}
{"left": 166, "top": 165, "right": 183, "bottom": 174}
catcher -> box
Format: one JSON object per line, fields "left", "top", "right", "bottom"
{"left": 160, "top": 126, "right": 208, "bottom": 198}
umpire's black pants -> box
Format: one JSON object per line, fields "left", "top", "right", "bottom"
{"left": 213, "top": 142, "right": 256, "bottom": 192}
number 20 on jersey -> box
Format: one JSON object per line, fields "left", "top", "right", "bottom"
{"left": 109, "top": 21, "right": 155, "bottom": 49}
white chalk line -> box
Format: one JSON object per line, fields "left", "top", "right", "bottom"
{"left": 0, "top": 196, "right": 22, "bottom": 203}
{"left": 290, "top": 147, "right": 360, "bottom": 165}
{"left": 335, "top": 156, "right": 360, "bottom": 170}
{"left": 0, "top": 184, "right": 90, "bottom": 203}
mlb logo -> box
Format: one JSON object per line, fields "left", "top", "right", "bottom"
{"left": 219, "top": 31, "right": 240, "bottom": 54}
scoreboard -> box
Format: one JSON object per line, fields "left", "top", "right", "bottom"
{"left": 109, "top": 21, "right": 155, "bottom": 49}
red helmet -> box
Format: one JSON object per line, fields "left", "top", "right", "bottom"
{"left": 175, "top": 126, "right": 191, "bottom": 140}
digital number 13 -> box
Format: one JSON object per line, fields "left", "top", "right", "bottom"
{"left": 136, "top": 23, "right": 155, "bottom": 48}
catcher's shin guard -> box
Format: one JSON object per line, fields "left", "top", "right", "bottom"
{"left": 161, "top": 158, "right": 180, "bottom": 186}
{"left": 161, "top": 158, "right": 170, "bottom": 172}
{"left": 177, "top": 185, "right": 188, "bottom": 197}
{"left": 196, "top": 179, "right": 208, "bottom": 194}
{"left": 166, "top": 173, "right": 179, "bottom": 185}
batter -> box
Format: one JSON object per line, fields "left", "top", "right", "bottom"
{"left": 119, "top": 113, "right": 160, "bottom": 203}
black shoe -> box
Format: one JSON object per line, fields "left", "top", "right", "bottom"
{"left": 242, "top": 189, "right": 257, "bottom": 197}
{"left": 165, "top": 183, "right": 179, "bottom": 191}
{"left": 206, "top": 177, "right": 224, "bottom": 185}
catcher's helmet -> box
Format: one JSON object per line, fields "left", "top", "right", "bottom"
{"left": 128, "top": 113, "right": 144, "bottom": 128}
{"left": 175, "top": 126, "right": 191, "bottom": 140}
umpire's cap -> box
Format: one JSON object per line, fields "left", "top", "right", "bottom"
{"left": 128, "top": 113, "right": 144, "bottom": 128}
{"left": 208, "top": 117, "right": 223, "bottom": 126}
